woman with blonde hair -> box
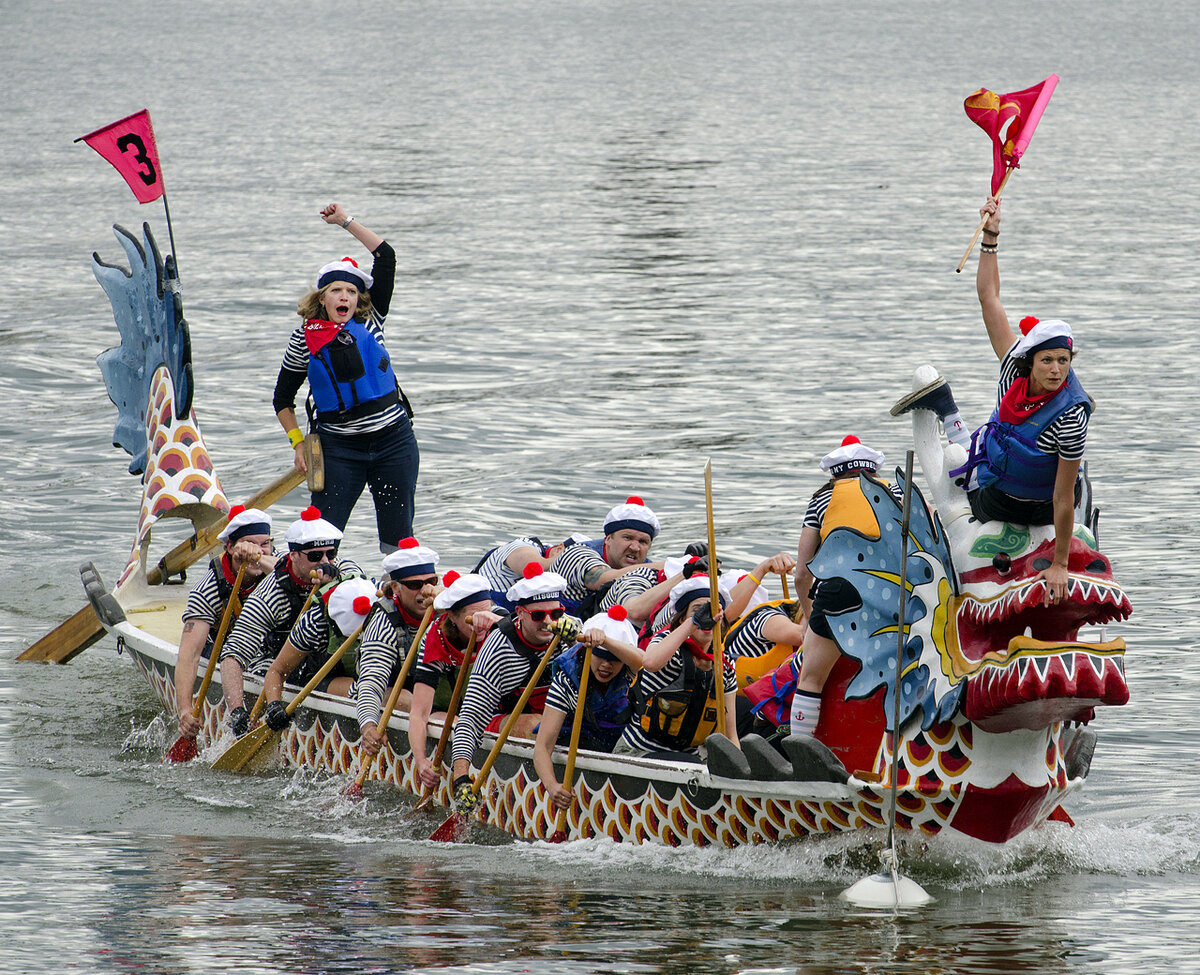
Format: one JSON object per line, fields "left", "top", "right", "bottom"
{"left": 273, "top": 203, "right": 418, "bottom": 552}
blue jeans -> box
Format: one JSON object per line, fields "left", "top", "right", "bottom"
{"left": 312, "top": 416, "right": 419, "bottom": 551}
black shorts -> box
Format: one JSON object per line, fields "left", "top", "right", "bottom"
{"left": 968, "top": 479, "right": 1082, "bottom": 527}
{"left": 807, "top": 577, "right": 860, "bottom": 640}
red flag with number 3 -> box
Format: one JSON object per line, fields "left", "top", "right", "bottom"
{"left": 77, "top": 109, "right": 164, "bottom": 203}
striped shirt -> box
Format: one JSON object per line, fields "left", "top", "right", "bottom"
{"left": 475, "top": 536, "right": 542, "bottom": 597}
{"left": 997, "top": 348, "right": 1089, "bottom": 460}
{"left": 220, "top": 558, "right": 361, "bottom": 674}
{"left": 550, "top": 543, "right": 659, "bottom": 612}
{"left": 724, "top": 603, "right": 797, "bottom": 661}
{"left": 450, "top": 625, "right": 553, "bottom": 766}
{"left": 351, "top": 602, "right": 422, "bottom": 729}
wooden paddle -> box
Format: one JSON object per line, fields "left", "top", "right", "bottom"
{"left": 165, "top": 564, "right": 246, "bottom": 763}
{"left": 343, "top": 605, "right": 435, "bottom": 798}
{"left": 780, "top": 570, "right": 791, "bottom": 601}
{"left": 19, "top": 468, "right": 304, "bottom": 664}
{"left": 413, "top": 629, "right": 477, "bottom": 812}
{"left": 703, "top": 459, "right": 727, "bottom": 738}
{"left": 548, "top": 643, "right": 593, "bottom": 843}
{"left": 210, "top": 619, "right": 364, "bottom": 775}
{"left": 429, "top": 631, "right": 563, "bottom": 842}
{"left": 245, "top": 570, "right": 320, "bottom": 729}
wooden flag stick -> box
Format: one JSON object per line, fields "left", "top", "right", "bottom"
{"left": 955, "top": 167, "right": 1014, "bottom": 273}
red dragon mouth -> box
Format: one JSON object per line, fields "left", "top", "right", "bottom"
{"left": 954, "top": 537, "right": 1132, "bottom": 731}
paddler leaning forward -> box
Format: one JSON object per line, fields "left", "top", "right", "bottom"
{"left": 449, "top": 563, "right": 569, "bottom": 811}
{"left": 218, "top": 506, "right": 360, "bottom": 737}
{"left": 407, "top": 571, "right": 502, "bottom": 788}
{"left": 613, "top": 573, "right": 742, "bottom": 762}
{"left": 173, "top": 505, "right": 276, "bottom": 739}
{"left": 258, "top": 575, "right": 379, "bottom": 733}
{"left": 353, "top": 537, "right": 443, "bottom": 758}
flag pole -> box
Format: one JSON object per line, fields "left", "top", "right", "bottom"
{"left": 162, "top": 189, "right": 180, "bottom": 282}
{"left": 955, "top": 167, "right": 1015, "bottom": 273}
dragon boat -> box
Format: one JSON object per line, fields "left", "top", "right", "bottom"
{"left": 67, "top": 223, "right": 1131, "bottom": 848}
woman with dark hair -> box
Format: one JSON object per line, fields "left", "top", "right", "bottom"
{"left": 273, "top": 203, "right": 418, "bottom": 553}
{"left": 892, "top": 196, "right": 1091, "bottom": 608}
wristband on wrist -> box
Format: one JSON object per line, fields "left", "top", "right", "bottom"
{"left": 747, "top": 573, "right": 762, "bottom": 586}
{"left": 287, "top": 428, "right": 304, "bottom": 448}
{"left": 341, "top": 215, "right": 354, "bottom": 228}
{"left": 982, "top": 228, "right": 998, "bottom": 238}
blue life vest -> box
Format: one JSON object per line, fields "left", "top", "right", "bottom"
{"left": 306, "top": 318, "right": 399, "bottom": 424}
{"left": 965, "top": 370, "right": 1091, "bottom": 501}
{"left": 552, "top": 643, "right": 633, "bottom": 752}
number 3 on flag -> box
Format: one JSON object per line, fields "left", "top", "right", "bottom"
{"left": 77, "top": 109, "right": 164, "bottom": 204}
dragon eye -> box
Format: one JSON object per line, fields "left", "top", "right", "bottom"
{"left": 1032, "top": 557, "right": 1052, "bottom": 571}
{"left": 1086, "top": 558, "right": 1108, "bottom": 573}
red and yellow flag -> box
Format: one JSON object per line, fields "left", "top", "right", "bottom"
{"left": 964, "top": 75, "right": 1058, "bottom": 194}
{"left": 76, "top": 110, "right": 165, "bottom": 203}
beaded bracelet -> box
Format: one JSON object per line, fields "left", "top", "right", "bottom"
{"left": 980, "top": 242, "right": 998, "bottom": 254}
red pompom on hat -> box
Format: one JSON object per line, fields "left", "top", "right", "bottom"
{"left": 352, "top": 595, "right": 372, "bottom": 615}
{"left": 607, "top": 605, "right": 629, "bottom": 622}
{"left": 820, "top": 436, "right": 885, "bottom": 476}
{"left": 523, "top": 562, "right": 544, "bottom": 580}
{"left": 442, "top": 570, "right": 461, "bottom": 587}
{"left": 603, "top": 496, "right": 660, "bottom": 539}
{"left": 626, "top": 495, "right": 644, "bottom": 505}
{"left": 218, "top": 506, "right": 273, "bottom": 543}
{"left": 398, "top": 536, "right": 420, "bottom": 549}
{"left": 301, "top": 506, "right": 321, "bottom": 521}
{"left": 1019, "top": 315, "right": 1040, "bottom": 335}
{"left": 841, "top": 435, "right": 860, "bottom": 447}
{"left": 227, "top": 504, "right": 246, "bottom": 520}
{"left": 284, "top": 507, "right": 341, "bottom": 549}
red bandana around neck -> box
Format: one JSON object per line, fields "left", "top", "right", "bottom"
{"left": 998, "top": 375, "right": 1064, "bottom": 425}
{"left": 303, "top": 319, "right": 344, "bottom": 355}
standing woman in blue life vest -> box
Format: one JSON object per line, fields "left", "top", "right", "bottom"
{"left": 892, "top": 196, "right": 1091, "bottom": 608}
{"left": 273, "top": 203, "right": 418, "bottom": 553}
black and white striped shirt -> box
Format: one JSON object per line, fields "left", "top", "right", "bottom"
{"left": 450, "top": 625, "right": 552, "bottom": 766}
{"left": 724, "top": 603, "right": 796, "bottom": 661}
{"left": 803, "top": 481, "right": 905, "bottom": 531}
{"left": 351, "top": 604, "right": 421, "bottom": 729}
{"left": 220, "top": 558, "right": 361, "bottom": 674}
{"left": 475, "top": 536, "right": 541, "bottom": 595}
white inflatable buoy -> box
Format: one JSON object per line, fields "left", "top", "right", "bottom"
{"left": 840, "top": 870, "right": 934, "bottom": 909}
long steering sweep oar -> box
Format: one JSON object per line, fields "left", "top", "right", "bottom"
{"left": 245, "top": 571, "right": 319, "bottom": 729}
{"left": 841, "top": 451, "right": 934, "bottom": 909}
{"left": 211, "top": 620, "right": 365, "bottom": 775}
{"left": 548, "top": 642, "right": 593, "bottom": 844}
{"left": 429, "top": 630, "right": 564, "bottom": 843}
{"left": 165, "top": 564, "right": 247, "bottom": 763}
{"left": 414, "top": 631, "right": 478, "bottom": 813}
{"left": 703, "top": 459, "right": 727, "bottom": 737}
{"left": 343, "top": 605, "right": 435, "bottom": 799}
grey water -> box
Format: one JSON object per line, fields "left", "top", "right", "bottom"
{"left": 2, "top": 0, "right": 1199, "bottom": 972}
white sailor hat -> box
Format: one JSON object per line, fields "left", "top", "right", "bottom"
{"left": 381, "top": 536, "right": 441, "bottom": 580}
{"left": 603, "top": 496, "right": 660, "bottom": 539}
{"left": 820, "top": 435, "right": 886, "bottom": 477}
{"left": 580, "top": 604, "right": 638, "bottom": 661}
{"left": 562, "top": 532, "right": 590, "bottom": 548}
{"left": 326, "top": 576, "right": 378, "bottom": 635}
{"left": 218, "top": 505, "right": 273, "bottom": 543}
{"left": 284, "top": 506, "right": 343, "bottom": 550}
{"left": 669, "top": 574, "right": 731, "bottom": 616}
{"left": 317, "top": 256, "right": 373, "bottom": 292}
{"left": 663, "top": 554, "right": 705, "bottom": 579}
{"left": 722, "top": 568, "right": 767, "bottom": 609}
{"left": 434, "top": 570, "right": 493, "bottom": 612}
{"left": 1013, "top": 316, "right": 1073, "bottom": 358}
{"left": 506, "top": 562, "right": 568, "bottom": 605}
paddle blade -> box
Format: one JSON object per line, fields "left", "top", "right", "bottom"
{"left": 341, "top": 779, "right": 364, "bottom": 800}
{"left": 164, "top": 735, "right": 199, "bottom": 764}
{"left": 548, "top": 829, "right": 568, "bottom": 844}
{"left": 429, "top": 812, "right": 468, "bottom": 843}
{"left": 210, "top": 725, "right": 280, "bottom": 774}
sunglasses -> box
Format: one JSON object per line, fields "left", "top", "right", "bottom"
{"left": 302, "top": 548, "right": 338, "bottom": 563}
{"left": 522, "top": 606, "right": 565, "bottom": 622}
{"left": 396, "top": 576, "right": 438, "bottom": 592}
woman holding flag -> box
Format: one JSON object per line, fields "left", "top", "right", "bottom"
{"left": 273, "top": 204, "right": 419, "bottom": 553}
{"left": 892, "top": 197, "right": 1091, "bottom": 607}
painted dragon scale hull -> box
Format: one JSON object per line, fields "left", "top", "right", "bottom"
{"left": 79, "top": 223, "right": 1130, "bottom": 848}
